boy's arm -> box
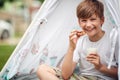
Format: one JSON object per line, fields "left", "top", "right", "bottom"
{"left": 98, "top": 65, "right": 118, "bottom": 79}
{"left": 87, "top": 53, "right": 118, "bottom": 79}
{"left": 62, "top": 30, "right": 84, "bottom": 80}
{"left": 61, "top": 47, "right": 77, "bottom": 80}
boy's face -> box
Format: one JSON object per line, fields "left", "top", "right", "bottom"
{"left": 78, "top": 14, "right": 104, "bottom": 38}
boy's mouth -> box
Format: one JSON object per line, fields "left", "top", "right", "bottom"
{"left": 86, "top": 26, "right": 95, "bottom": 32}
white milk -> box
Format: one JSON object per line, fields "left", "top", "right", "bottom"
{"left": 87, "top": 47, "right": 97, "bottom": 55}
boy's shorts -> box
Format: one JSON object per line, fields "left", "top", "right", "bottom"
{"left": 53, "top": 68, "right": 104, "bottom": 80}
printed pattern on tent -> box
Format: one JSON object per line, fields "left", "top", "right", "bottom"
{"left": 0, "top": 0, "right": 119, "bottom": 80}
{"left": 0, "top": 0, "right": 81, "bottom": 79}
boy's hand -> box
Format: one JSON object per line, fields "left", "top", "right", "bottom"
{"left": 86, "top": 53, "right": 102, "bottom": 70}
{"left": 69, "top": 30, "right": 85, "bottom": 50}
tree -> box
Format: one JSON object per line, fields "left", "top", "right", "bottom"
{"left": 39, "top": 0, "right": 44, "bottom": 3}
{"left": 0, "top": 0, "right": 16, "bottom": 8}
{"left": 0, "top": 0, "right": 5, "bottom": 7}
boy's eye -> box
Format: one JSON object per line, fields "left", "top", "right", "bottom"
{"left": 81, "top": 20, "right": 86, "bottom": 22}
{"left": 91, "top": 18, "right": 96, "bottom": 21}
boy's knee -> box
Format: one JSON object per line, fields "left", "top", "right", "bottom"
{"left": 37, "top": 64, "right": 46, "bottom": 75}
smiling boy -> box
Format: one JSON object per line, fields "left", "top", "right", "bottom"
{"left": 36, "top": 0, "right": 118, "bottom": 80}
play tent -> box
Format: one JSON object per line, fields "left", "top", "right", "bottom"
{"left": 0, "top": 0, "right": 120, "bottom": 80}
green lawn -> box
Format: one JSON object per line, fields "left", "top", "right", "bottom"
{"left": 0, "top": 45, "right": 16, "bottom": 71}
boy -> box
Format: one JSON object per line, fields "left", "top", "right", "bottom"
{"left": 36, "top": 0, "right": 118, "bottom": 80}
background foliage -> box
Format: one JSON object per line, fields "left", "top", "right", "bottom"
{"left": 0, "top": 0, "right": 45, "bottom": 8}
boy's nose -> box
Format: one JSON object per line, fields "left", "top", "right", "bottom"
{"left": 86, "top": 21, "right": 92, "bottom": 26}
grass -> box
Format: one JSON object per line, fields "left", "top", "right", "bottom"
{"left": 0, "top": 45, "right": 16, "bottom": 71}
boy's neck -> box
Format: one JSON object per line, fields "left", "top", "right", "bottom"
{"left": 89, "top": 31, "right": 105, "bottom": 42}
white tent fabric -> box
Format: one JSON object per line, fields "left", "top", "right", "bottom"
{"left": 0, "top": 0, "right": 81, "bottom": 79}
{"left": 0, "top": 0, "right": 119, "bottom": 80}
{"left": 104, "top": 0, "right": 120, "bottom": 79}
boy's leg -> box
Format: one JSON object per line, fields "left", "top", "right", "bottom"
{"left": 36, "top": 64, "right": 59, "bottom": 80}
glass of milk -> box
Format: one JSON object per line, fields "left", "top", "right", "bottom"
{"left": 87, "top": 47, "right": 97, "bottom": 56}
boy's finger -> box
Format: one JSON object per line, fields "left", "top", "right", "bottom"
{"left": 77, "top": 31, "right": 86, "bottom": 37}
{"left": 71, "top": 35, "right": 77, "bottom": 40}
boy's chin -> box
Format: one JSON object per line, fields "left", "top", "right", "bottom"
{"left": 86, "top": 32, "right": 96, "bottom": 37}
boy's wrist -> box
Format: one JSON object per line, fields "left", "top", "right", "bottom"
{"left": 69, "top": 46, "right": 75, "bottom": 51}
{"left": 98, "top": 64, "right": 106, "bottom": 72}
